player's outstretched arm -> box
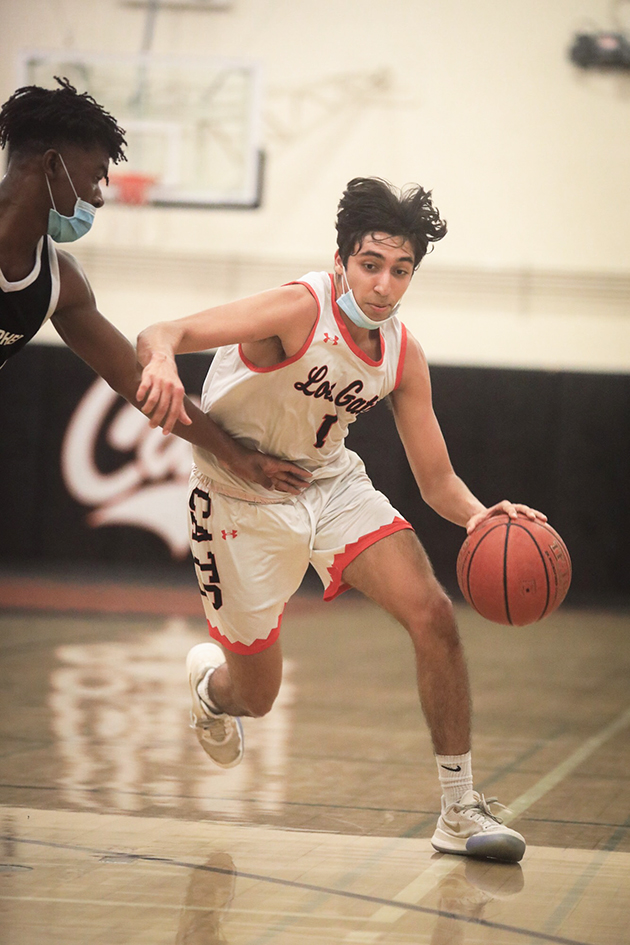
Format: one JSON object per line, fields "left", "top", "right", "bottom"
{"left": 136, "top": 284, "right": 316, "bottom": 422}
{"left": 51, "top": 254, "right": 310, "bottom": 494}
{"left": 52, "top": 251, "right": 185, "bottom": 420}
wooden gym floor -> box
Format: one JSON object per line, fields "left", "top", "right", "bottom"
{"left": 0, "top": 572, "right": 629, "bottom": 944}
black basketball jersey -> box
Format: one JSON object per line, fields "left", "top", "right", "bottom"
{"left": 0, "top": 236, "right": 60, "bottom": 367}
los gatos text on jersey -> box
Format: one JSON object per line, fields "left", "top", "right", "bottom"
{"left": 293, "top": 364, "right": 379, "bottom": 416}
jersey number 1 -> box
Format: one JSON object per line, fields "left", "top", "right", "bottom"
{"left": 315, "top": 413, "right": 338, "bottom": 448}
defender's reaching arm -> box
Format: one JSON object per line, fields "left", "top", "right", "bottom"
{"left": 53, "top": 254, "right": 310, "bottom": 494}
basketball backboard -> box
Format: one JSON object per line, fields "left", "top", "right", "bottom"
{"left": 19, "top": 50, "right": 263, "bottom": 208}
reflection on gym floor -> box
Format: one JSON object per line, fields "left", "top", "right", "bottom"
{"left": 1, "top": 592, "right": 629, "bottom": 943}
{"left": 47, "top": 617, "right": 295, "bottom": 820}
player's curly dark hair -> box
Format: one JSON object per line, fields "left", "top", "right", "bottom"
{"left": 0, "top": 76, "right": 127, "bottom": 164}
{"left": 336, "top": 177, "right": 447, "bottom": 270}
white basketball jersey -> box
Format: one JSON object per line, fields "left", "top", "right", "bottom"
{"left": 192, "top": 270, "right": 408, "bottom": 501}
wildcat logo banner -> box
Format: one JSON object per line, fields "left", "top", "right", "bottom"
{"left": 0, "top": 344, "right": 212, "bottom": 568}
{"left": 62, "top": 377, "right": 193, "bottom": 558}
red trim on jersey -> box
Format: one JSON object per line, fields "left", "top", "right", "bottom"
{"left": 323, "top": 516, "right": 414, "bottom": 601}
{"left": 238, "top": 281, "right": 320, "bottom": 373}
{"left": 207, "top": 609, "right": 285, "bottom": 654}
{"left": 394, "top": 323, "right": 408, "bottom": 390}
{"left": 329, "top": 273, "right": 386, "bottom": 368}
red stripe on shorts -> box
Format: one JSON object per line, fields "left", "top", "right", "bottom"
{"left": 207, "top": 609, "right": 285, "bottom": 654}
{"left": 323, "top": 516, "right": 413, "bottom": 602}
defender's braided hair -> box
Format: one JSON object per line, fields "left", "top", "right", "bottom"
{"left": 336, "top": 177, "right": 447, "bottom": 270}
{"left": 0, "top": 76, "right": 127, "bottom": 164}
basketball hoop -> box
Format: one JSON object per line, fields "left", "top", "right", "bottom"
{"left": 110, "top": 172, "right": 157, "bottom": 205}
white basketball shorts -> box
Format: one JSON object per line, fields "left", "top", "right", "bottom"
{"left": 188, "top": 451, "right": 412, "bottom": 654}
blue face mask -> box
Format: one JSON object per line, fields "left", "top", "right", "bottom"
{"left": 336, "top": 268, "right": 400, "bottom": 330}
{"left": 46, "top": 154, "right": 96, "bottom": 243}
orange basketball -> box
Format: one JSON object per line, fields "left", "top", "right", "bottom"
{"left": 457, "top": 513, "right": 572, "bottom": 626}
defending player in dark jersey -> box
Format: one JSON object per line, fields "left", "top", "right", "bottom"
{"left": 0, "top": 77, "right": 308, "bottom": 493}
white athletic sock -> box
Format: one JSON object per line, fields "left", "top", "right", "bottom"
{"left": 436, "top": 751, "right": 473, "bottom": 806}
{"left": 197, "top": 669, "right": 223, "bottom": 715}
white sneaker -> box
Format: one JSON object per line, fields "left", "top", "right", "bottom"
{"left": 186, "top": 643, "right": 244, "bottom": 768}
{"left": 431, "top": 790, "right": 526, "bottom": 863}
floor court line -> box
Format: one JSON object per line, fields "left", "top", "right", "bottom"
{"left": 502, "top": 703, "right": 630, "bottom": 823}
{"left": 542, "top": 848, "right": 610, "bottom": 938}
{"left": 352, "top": 702, "right": 630, "bottom": 932}
{"left": 245, "top": 703, "right": 630, "bottom": 943}
{"left": 2, "top": 611, "right": 627, "bottom": 944}
{"left": 2, "top": 702, "right": 625, "bottom": 945}
{"left": 0, "top": 780, "right": 436, "bottom": 817}
{"left": 0, "top": 838, "right": 593, "bottom": 945}
{"left": 3, "top": 697, "right": 628, "bottom": 945}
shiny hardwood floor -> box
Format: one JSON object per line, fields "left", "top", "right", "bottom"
{"left": 0, "top": 583, "right": 629, "bottom": 944}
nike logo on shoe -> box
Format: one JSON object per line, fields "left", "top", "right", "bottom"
{"left": 441, "top": 764, "right": 462, "bottom": 772}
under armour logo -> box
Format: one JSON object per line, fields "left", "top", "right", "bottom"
{"left": 221, "top": 529, "right": 238, "bottom": 539}
{"left": 323, "top": 333, "right": 339, "bottom": 345}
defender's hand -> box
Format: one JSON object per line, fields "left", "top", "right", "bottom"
{"left": 136, "top": 356, "right": 192, "bottom": 434}
{"left": 225, "top": 448, "right": 312, "bottom": 495}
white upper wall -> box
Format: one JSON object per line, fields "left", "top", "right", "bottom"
{"left": 2, "top": 0, "right": 630, "bottom": 369}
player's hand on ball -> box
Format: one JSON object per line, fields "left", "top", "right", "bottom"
{"left": 466, "top": 501, "right": 547, "bottom": 535}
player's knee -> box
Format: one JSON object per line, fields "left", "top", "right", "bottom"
{"left": 432, "top": 586, "right": 456, "bottom": 626}
{"left": 406, "top": 585, "right": 458, "bottom": 647}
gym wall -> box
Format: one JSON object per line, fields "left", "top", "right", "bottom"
{"left": 2, "top": 346, "right": 627, "bottom": 604}
{"left": 1, "top": 1, "right": 628, "bottom": 602}
{"left": 1, "top": 0, "right": 629, "bottom": 373}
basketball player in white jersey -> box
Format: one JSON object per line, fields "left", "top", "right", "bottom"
{"left": 0, "top": 77, "right": 308, "bottom": 494}
{"left": 137, "top": 177, "right": 546, "bottom": 862}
